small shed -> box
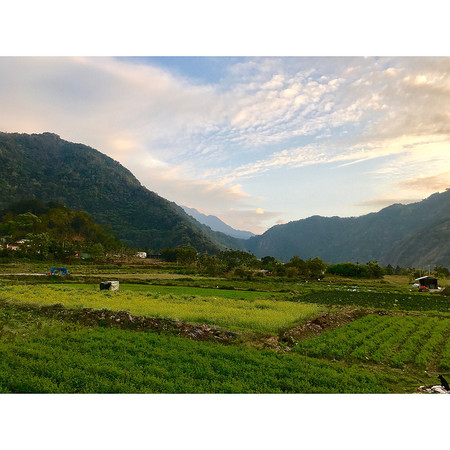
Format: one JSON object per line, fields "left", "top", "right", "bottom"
{"left": 415, "top": 276, "right": 438, "bottom": 290}
{"left": 100, "top": 281, "right": 120, "bottom": 291}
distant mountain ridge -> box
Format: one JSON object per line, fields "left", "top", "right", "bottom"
{"left": 182, "top": 206, "right": 255, "bottom": 240}
{"left": 245, "top": 190, "right": 450, "bottom": 267}
{"left": 0, "top": 131, "right": 243, "bottom": 252}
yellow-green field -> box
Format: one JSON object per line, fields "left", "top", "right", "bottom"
{"left": 0, "top": 284, "right": 325, "bottom": 333}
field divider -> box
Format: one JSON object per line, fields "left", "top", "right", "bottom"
{"left": 0, "top": 299, "right": 238, "bottom": 344}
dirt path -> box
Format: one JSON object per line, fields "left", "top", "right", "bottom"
{"left": 0, "top": 273, "right": 46, "bottom": 276}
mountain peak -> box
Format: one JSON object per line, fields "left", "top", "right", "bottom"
{"left": 182, "top": 206, "right": 255, "bottom": 240}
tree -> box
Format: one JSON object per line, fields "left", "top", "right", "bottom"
{"left": 287, "top": 255, "right": 308, "bottom": 277}
{"left": 306, "top": 257, "right": 326, "bottom": 279}
{"left": 160, "top": 248, "right": 178, "bottom": 262}
{"left": 198, "top": 254, "right": 221, "bottom": 276}
{"left": 24, "top": 232, "right": 52, "bottom": 258}
{"left": 286, "top": 267, "right": 298, "bottom": 278}
{"left": 261, "top": 255, "right": 284, "bottom": 273}
{"left": 366, "top": 261, "right": 385, "bottom": 279}
{"left": 217, "top": 250, "right": 259, "bottom": 271}
{"left": 175, "top": 246, "right": 198, "bottom": 265}
{"left": 85, "top": 242, "right": 105, "bottom": 260}
{"left": 434, "top": 266, "right": 450, "bottom": 278}
{"left": 6, "top": 212, "right": 42, "bottom": 239}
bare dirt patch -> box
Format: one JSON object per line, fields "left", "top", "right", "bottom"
{"left": 282, "top": 307, "right": 370, "bottom": 343}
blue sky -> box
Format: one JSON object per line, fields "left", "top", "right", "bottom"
{"left": 0, "top": 56, "right": 448, "bottom": 233}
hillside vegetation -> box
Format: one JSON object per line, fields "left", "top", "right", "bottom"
{"left": 0, "top": 199, "right": 122, "bottom": 259}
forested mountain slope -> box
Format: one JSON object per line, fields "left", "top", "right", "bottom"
{"left": 245, "top": 190, "right": 450, "bottom": 266}
{"left": 0, "top": 132, "right": 233, "bottom": 252}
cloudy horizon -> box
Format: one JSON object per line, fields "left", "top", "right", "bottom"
{"left": 1, "top": 56, "right": 449, "bottom": 234}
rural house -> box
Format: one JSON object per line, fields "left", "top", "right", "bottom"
{"left": 415, "top": 276, "right": 439, "bottom": 290}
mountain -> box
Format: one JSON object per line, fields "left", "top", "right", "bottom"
{"left": 182, "top": 206, "right": 255, "bottom": 239}
{"left": 0, "top": 131, "right": 239, "bottom": 252}
{"left": 245, "top": 190, "right": 450, "bottom": 267}
{"left": 385, "top": 218, "right": 450, "bottom": 268}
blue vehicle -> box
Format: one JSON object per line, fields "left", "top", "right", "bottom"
{"left": 46, "top": 267, "right": 69, "bottom": 276}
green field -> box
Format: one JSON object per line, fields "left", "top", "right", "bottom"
{"left": 299, "top": 290, "right": 450, "bottom": 313}
{"left": 0, "top": 302, "right": 415, "bottom": 393}
{"left": 293, "top": 315, "right": 450, "bottom": 370}
{"left": 0, "top": 284, "right": 323, "bottom": 333}
{"left": 73, "top": 283, "right": 280, "bottom": 300}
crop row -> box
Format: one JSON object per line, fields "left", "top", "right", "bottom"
{"left": 294, "top": 315, "right": 450, "bottom": 370}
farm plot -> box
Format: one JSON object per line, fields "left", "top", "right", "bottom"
{"left": 299, "top": 290, "right": 450, "bottom": 313}
{"left": 293, "top": 314, "right": 450, "bottom": 370}
{"left": 0, "top": 284, "right": 324, "bottom": 333}
{"left": 0, "top": 303, "right": 415, "bottom": 393}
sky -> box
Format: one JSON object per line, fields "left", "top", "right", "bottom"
{"left": 0, "top": 55, "right": 449, "bottom": 234}
{"left": 1, "top": 1, "right": 449, "bottom": 235}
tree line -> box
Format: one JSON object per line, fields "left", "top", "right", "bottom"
{"left": 159, "top": 246, "right": 449, "bottom": 280}
{"left": 0, "top": 199, "right": 123, "bottom": 261}
{"left": 159, "top": 247, "right": 393, "bottom": 279}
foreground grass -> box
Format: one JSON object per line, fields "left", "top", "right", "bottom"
{"left": 0, "top": 303, "right": 416, "bottom": 393}
{"left": 0, "top": 284, "right": 324, "bottom": 333}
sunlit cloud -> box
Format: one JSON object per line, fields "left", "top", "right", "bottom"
{"left": 354, "top": 195, "right": 423, "bottom": 210}
{"left": 397, "top": 173, "right": 450, "bottom": 193}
